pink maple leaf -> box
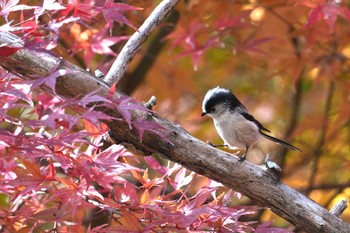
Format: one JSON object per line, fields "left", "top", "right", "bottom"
{"left": 0, "top": 0, "right": 36, "bottom": 22}
{"left": 144, "top": 156, "right": 168, "bottom": 176}
{"left": 0, "top": 82, "right": 33, "bottom": 106}
{"left": 31, "top": 64, "right": 74, "bottom": 94}
{"left": 115, "top": 96, "right": 137, "bottom": 129}
{"left": 78, "top": 29, "right": 129, "bottom": 65}
{"left": 132, "top": 117, "right": 169, "bottom": 143}
{"left": 81, "top": 107, "right": 115, "bottom": 128}
{"left": 236, "top": 37, "right": 274, "bottom": 56}
{"left": 165, "top": 21, "right": 205, "bottom": 51}
{"left": 91, "top": 35, "right": 129, "bottom": 55}
{"left": 173, "top": 167, "right": 195, "bottom": 190}
{"left": 99, "top": 93, "right": 171, "bottom": 145}
{"left": 105, "top": 95, "right": 149, "bottom": 129}
{"left": 34, "top": 0, "right": 65, "bottom": 21}
{"left": 305, "top": 1, "right": 350, "bottom": 33}
{"left": 212, "top": 11, "right": 251, "bottom": 32}
{"left": 165, "top": 21, "right": 220, "bottom": 70}
{"left": 84, "top": 29, "right": 129, "bottom": 66}
{"left": 183, "top": 188, "right": 212, "bottom": 212}
{"left": 57, "top": 2, "right": 92, "bottom": 21}
{"left": 175, "top": 35, "right": 220, "bottom": 71}
{"left": 73, "top": 90, "right": 108, "bottom": 107}
{"left": 99, "top": 0, "right": 143, "bottom": 30}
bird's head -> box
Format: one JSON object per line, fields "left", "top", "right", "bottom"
{"left": 201, "top": 87, "right": 241, "bottom": 118}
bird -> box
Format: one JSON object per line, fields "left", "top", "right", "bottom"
{"left": 201, "top": 87, "right": 301, "bottom": 162}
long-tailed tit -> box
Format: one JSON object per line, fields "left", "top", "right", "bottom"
{"left": 201, "top": 87, "right": 301, "bottom": 162}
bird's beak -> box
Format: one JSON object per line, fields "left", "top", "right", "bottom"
{"left": 201, "top": 112, "right": 207, "bottom": 117}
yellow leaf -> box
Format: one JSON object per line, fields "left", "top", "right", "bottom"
{"left": 140, "top": 189, "right": 150, "bottom": 205}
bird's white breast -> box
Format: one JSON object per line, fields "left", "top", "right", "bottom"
{"left": 213, "top": 110, "right": 260, "bottom": 149}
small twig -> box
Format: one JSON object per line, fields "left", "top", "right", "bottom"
{"left": 267, "top": 6, "right": 293, "bottom": 29}
{"left": 95, "top": 69, "right": 105, "bottom": 79}
{"left": 144, "top": 96, "right": 157, "bottom": 110}
{"left": 278, "top": 67, "right": 305, "bottom": 169}
{"left": 104, "top": 0, "right": 180, "bottom": 85}
{"left": 330, "top": 199, "right": 348, "bottom": 217}
{"left": 260, "top": 154, "right": 281, "bottom": 180}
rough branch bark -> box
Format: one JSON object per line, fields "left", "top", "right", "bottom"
{"left": 1, "top": 31, "right": 349, "bottom": 233}
{"left": 104, "top": 0, "right": 180, "bottom": 85}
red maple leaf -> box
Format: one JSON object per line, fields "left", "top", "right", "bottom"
{"left": 34, "top": 0, "right": 65, "bottom": 21}
{"left": 99, "top": 0, "right": 143, "bottom": 30}
{"left": 173, "top": 35, "right": 220, "bottom": 71}
{"left": 71, "top": 28, "right": 128, "bottom": 66}
{"left": 165, "top": 21, "right": 205, "bottom": 51}
{"left": 305, "top": 1, "right": 350, "bottom": 33}
{"left": 107, "top": 81, "right": 117, "bottom": 97}
{"left": 57, "top": 2, "right": 92, "bottom": 21}
{"left": 236, "top": 37, "right": 274, "bottom": 56}
{"left": 132, "top": 116, "right": 169, "bottom": 143}
{"left": 165, "top": 21, "right": 220, "bottom": 70}
{"left": 31, "top": 64, "right": 73, "bottom": 94}
{"left": 0, "top": 45, "right": 21, "bottom": 56}
{"left": 0, "top": 83, "right": 33, "bottom": 106}
{"left": 212, "top": 11, "right": 251, "bottom": 32}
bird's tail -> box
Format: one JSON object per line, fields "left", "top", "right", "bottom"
{"left": 260, "top": 131, "right": 302, "bottom": 152}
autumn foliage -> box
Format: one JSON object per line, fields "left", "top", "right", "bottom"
{"left": 0, "top": 0, "right": 349, "bottom": 232}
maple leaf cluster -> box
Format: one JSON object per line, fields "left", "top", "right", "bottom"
{"left": 165, "top": 0, "right": 350, "bottom": 71}
{"left": 0, "top": 0, "right": 293, "bottom": 232}
{"left": 0, "top": 74, "right": 285, "bottom": 231}
{"left": 0, "top": 0, "right": 140, "bottom": 66}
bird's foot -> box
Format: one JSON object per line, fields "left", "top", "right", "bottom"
{"left": 206, "top": 141, "right": 227, "bottom": 148}
{"left": 237, "top": 155, "right": 246, "bottom": 163}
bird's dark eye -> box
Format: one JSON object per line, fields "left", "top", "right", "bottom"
{"left": 210, "top": 107, "right": 215, "bottom": 113}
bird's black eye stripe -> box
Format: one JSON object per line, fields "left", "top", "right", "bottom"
{"left": 210, "top": 107, "right": 215, "bottom": 113}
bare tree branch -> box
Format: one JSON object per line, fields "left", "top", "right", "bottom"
{"left": 1, "top": 31, "right": 349, "bottom": 233}
{"left": 118, "top": 10, "right": 180, "bottom": 95}
{"left": 330, "top": 199, "right": 348, "bottom": 217}
{"left": 305, "top": 79, "right": 335, "bottom": 196}
{"left": 277, "top": 67, "right": 305, "bottom": 169}
{"left": 104, "top": 0, "right": 180, "bottom": 85}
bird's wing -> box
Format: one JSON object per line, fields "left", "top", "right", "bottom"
{"left": 239, "top": 109, "right": 302, "bottom": 152}
{"left": 239, "top": 111, "right": 271, "bottom": 133}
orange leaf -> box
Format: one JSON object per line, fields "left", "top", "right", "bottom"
{"left": 129, "top": 169, "right": 144, "bottom": 184}
{"left": 83, "top": 119, "right": 100, "bottom": 134}
{"left": 120, "top": 208, "right": 141, "bottom": 231}
{"left": 19, "top": 159, "right": 43, "bottom": 178}
{"left": 108, "top": 82, "right": 117, "bottom": 97}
